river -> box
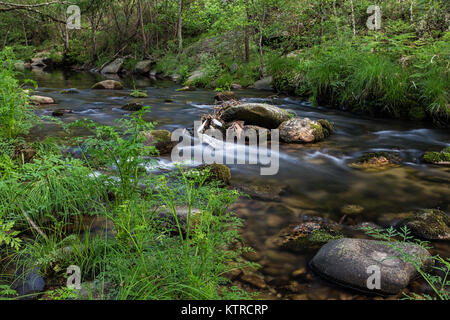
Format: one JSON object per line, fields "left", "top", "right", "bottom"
{"left": 22, "top": 68, "right": 450, "bottom": 300}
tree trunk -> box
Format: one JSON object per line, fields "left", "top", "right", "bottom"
{"left": 137, "top": 0, "right": 147, "bottom": 57}
{"left": 350, "top": 0, "right": 356, "bottom": 37}
{"left": 177, "top": 0, "right": 183, "bottom": 53}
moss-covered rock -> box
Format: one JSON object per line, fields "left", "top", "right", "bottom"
{"left": 197, "top": 163, "right": 231, "bottom": 185}
{"left": 349, "top": 152, "right": 402, "bottom": 171}
{"left": 143, "top": 129, "right": 176, "bottom": 155}
{"left": 129, "top": 90, "right": 148, "bottom": 98}
{"left": 402, "top": 209, "right": 450, "bottom": 240}
{"left": 423, "top": 147, "right": 450, "bottom": 165}
{"left": 278, "top": 117, "right": 333, "bottom": 143}
{"left": 269, "top": 222, "right": 344, "bottom": 252}
{"left": 341, "top": 204, "right": 364, "bottom": 216}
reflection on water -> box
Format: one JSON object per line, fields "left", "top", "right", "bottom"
{"left": 23, "top": 68, "right": 450, "bottom": 300}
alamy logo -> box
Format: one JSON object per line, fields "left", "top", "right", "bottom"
{"left": 66, "top": 5, "right": 81, "bottom": 30}
{"left": 367, "top": 5, "right": 382, "bottom": 30}
{"left": 366, "top": 265, "right": 381, "bottom": 290}
{"left": 67, "top": 265, "right": 81, "bottom": 290}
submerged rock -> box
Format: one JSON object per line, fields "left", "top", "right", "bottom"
{"left": 29, "top": 95, "right": 55, "bottom": 105}
{"left": 231, "top": 182, "right": 285, "bottom": 201}
{"left": 349, "top": 152, "right": 401, "bottom": 171}
{"left": 423, "top": 147, "right": 450, "bottom": 165}
{"left": 121, "top": 102, "right": 143, "bottom": 111}
{"left": 278, "top": 117, "right": 333, "bottom": 143}
{"left": 341, "top": 204, "right": 364, "bottom": 216}
{"left": 91, "top": 80, "right": 123, "bottom": 90}
{"left": 401, "top": 209, "right": 450, "bottom": 241}
{"left": 310, "top": 238, "right": 431, "bottom": 295}
{"left": 220, "top": 103, "right": 291, "bottom": 129}
{"left": 143, "top": 129, "right": 176, "bottom": 155}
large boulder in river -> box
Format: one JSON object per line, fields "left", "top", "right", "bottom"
{"left": 134, "top": 60, "right": 154, "bottom": 75}
{"left": 310, "top": 238, "right": 431, "bottom": 295}
{"left": 278, "top": 118, "right": 333, "bottom": 143}
{"left": 220, "top": 103, "right": 291, "bottom": 129}
{"left": 91, "top": 80, "right": 123, "bottom": 90}
{"left": 101, "top": 58, "right": 124, "bottom": 74}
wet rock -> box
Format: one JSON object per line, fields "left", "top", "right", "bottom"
{"left": 254, "top": 76, "right": 273, "bottom": 91}
{"left": 214, "top": 91, "right": 237, "bottom": 102}
{"left": 142, "top": 129, "right": 176, "bottom": 155}
{"left": 231, "top": 83, "right": 242, "bottom": 90}
{"left": 220, "top": 103, "right": 291, "bottom": 129}
{"left": 176, "top": 85, "right": 196, "bottom": 92}
{"left": 278, "top": 117, "right": 333, "bottom": 143}
{"left": 349, "top": 152, "right": 401, "bottom": 171}
{"left": 423, "top": 147, "right": 450, "bottom": 165}
{"left": 60, "top": 88, "right": 80, "bottom": 94}
{"left": 52, "top": 109, "right": 73, "bottom": 117}
{"left": 268, "top": 221, "right": 344, "bottom": 252}
{"left": 341, "top": 204, "right": 364, "bottom": 216}
{"left": 401, "top": 209, "right": 450, "bottom": 241}
{"left": 101, "top": 58, "right": 124, "bottom": 74}
{"left": 91, "top": 80, "right": 123, "bottom": 90}
{"left": 29, "top": 95, "right": 55, "bottom": 105}
{"left": 310, "top": 238, "right": 431, "bottom": 295}
{"left": 134, "top": 60, "right": 154, "bottom": 75}
{"left": 122, "top": 102, "right": 143, "bottom": 111}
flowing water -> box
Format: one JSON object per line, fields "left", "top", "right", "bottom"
{"left": 23, "top": 68, "right": 450, "bottom": 300}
